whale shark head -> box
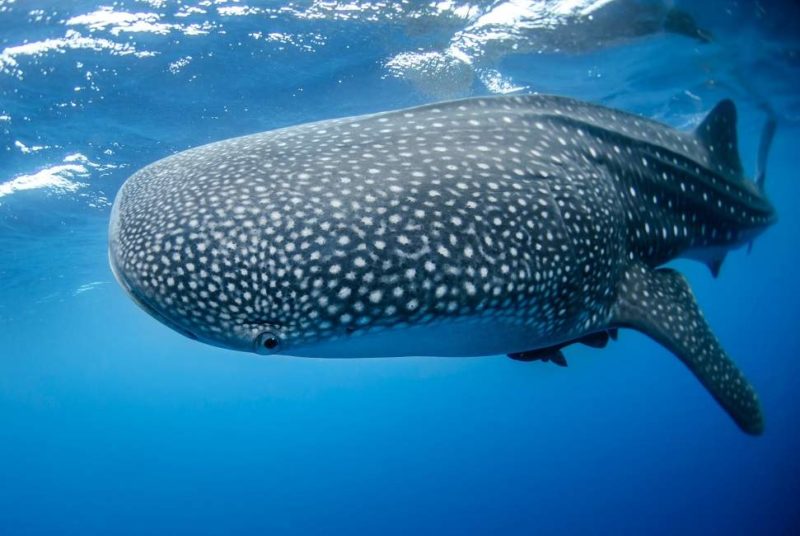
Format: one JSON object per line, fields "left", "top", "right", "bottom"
{"left": 107, "top": 120, "right": 499, "bottom": 358}
{"left": 107, "top": 150, "right": 291, "bottom": 355}
{"left": 107, "top": 124, "right": 552, "bottom": 358}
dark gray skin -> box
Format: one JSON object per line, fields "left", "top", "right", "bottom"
{"left": 109, "top": 94, "right": 776, "bottom": 434}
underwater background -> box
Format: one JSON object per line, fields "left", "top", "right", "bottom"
{"left": 1, "top": 1, "right": 798, "bottom": 534}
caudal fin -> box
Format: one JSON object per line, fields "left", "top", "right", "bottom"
{"left": 755, "top": 108, "right": 778, "bottom": 192}
{"left": 750, "top": 100, "right": 779, "bottom": 254}
{"left": 664, "top": 8, "right": 713, "bottom": 43}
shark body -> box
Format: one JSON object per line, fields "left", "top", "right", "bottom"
{"left": 109, "top": 94, "right": 776, "bottom": 434}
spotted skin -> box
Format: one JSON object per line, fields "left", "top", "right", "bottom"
{"left": 109, "top": 94, "right": 776, "bottom": 434}
{"left": 613, "top": 263, "right": 763, "bottom": 435}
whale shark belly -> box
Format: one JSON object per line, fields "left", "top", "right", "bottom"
{"left": 284, "top": 315, "right": 561, "bottom": 358}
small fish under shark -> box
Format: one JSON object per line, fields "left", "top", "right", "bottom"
{"left": 109, "top": 94, "right": 777, "bottom": 435}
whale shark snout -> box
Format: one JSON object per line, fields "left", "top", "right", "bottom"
{"left": 109, "top": 226, "right": 198, "bottom": 343}
{"left": 108, "top": 175, "right": 279, "bottom": 352}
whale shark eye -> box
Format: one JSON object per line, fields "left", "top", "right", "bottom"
{"left": 255, "top": 331, "right": 281, "bottom": 354}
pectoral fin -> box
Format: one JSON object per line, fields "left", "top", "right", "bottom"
{"left": 612, "top": 263, "right": 763, "bottom": 435}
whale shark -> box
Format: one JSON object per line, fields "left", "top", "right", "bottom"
{"left": 108, "top": 94, "right": 776, "bottom": 434}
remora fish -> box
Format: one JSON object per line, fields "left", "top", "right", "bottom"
{"left": 108, "top": 95, "right": 776, "bottom": 434}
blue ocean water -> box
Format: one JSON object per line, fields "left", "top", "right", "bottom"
{"left": 1, "top": 1, "right": 799, "bottom": 534}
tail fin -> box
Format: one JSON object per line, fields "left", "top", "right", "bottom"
{"left": 723, "top": 66, "right": 779, "bottom": 192}
{"left": 664, "top": 8, "right": 713, "bottom": 43}
{"left": 748, "top": 105, "right": 778, "bottom": 253}
{"left": 755, "top": 107, "right": 778, "bottom": 192}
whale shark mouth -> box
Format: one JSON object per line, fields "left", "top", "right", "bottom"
{"left": 135, "top": 294, "right": 199, "bottom": 341}
{"left": 108, "top": 249, "right": 198, "bottom": 341}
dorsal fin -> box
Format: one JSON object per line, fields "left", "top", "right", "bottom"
{"left": 695, "top": 99, "right": 744, "bottom": 180}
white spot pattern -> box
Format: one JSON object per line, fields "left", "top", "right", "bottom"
{"left": 109, "top": 94, "right": 775, "bottom": 364}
